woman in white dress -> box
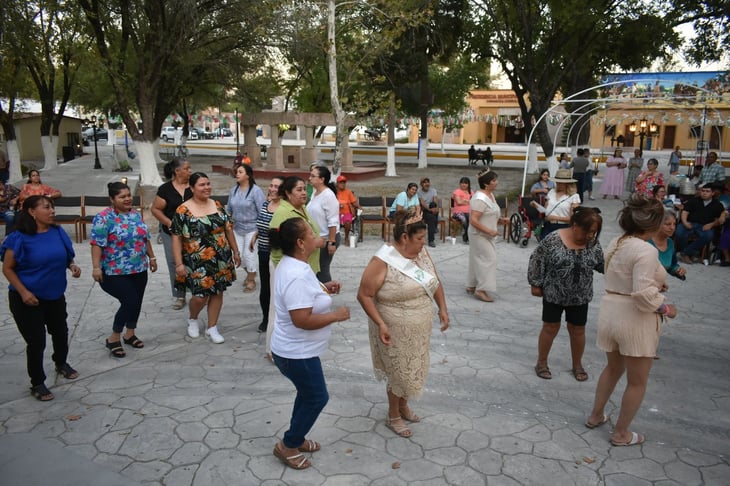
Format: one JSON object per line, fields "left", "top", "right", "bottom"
{"left": 466, "top": 170, "right": 509, "bottom": 302}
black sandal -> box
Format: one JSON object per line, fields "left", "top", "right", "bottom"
{"left": 56, "top": 363, "right": 78, "bottom": 379}
{"left": 30, "top": 384, "right": 54, "bottom": 401}
{"left": 105, "top": 339, "right": 126, "bottom": 358}
{"left": 123, "top": 335, "right": 144, "bottom": 348}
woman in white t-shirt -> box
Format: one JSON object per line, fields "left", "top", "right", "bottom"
{"left": 269, "top": 217, "right": 350, "bottom": 470}
{"left": 540, "top": 169, "right": 581, "bottom": 238}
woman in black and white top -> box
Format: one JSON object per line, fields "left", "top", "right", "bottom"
{"left": 528, "top": 207, "right": 604, "bottom": 382}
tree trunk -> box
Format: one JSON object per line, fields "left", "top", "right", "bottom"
{"left": 5, "top": 140, "right": 22, "bottom": 183}
{"left": 327, "top": 0, "right": 346, "bottom": 175}
{"left": 41, "top": 135, "right": 60, "bottom": 170}
{"left": 385, "top": 99, "right": 397, "bottom": 177}
{"left": 135, "top": 141, "right": 163, "bottom": 186}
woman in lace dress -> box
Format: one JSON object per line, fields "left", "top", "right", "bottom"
{"left": 357, "top": 207, "right": 449, "bottom": 438}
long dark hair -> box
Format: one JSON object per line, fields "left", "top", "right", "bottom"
{"left": 269, "top": 217, "right": 309, "bottom": 256}
{"left": 16, "top": 195, "right": 54, "bottom": 234}
{"left": 26, "top": 169, "right": 41, "bottom": 184}
{"left": 313, "top": 166, "right": 337, "bottom": 195}
{"left": 459, "top": 177, "right": 471, "bottom": 193}
{"left": 233, "top": 163, "right": 256, "bottom": 197}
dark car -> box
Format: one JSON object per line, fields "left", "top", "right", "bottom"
{"left": 82, "top": 127, "right": 109, "bottom": 145}
{"left": 214, "top": 127, "right": 233, "bottom": 137}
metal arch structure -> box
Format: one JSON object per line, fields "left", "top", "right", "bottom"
{"left": 521, "top": 79, "right": 727, "bottom": 196}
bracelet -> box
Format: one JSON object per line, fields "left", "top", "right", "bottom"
{"left": 149, "top": 257, "right": 156, "bottom": 261}
{"left": 176, "top": 264, "right": 184, "bottom": 267}
{"left": 656, "top": 304, "right": 668, "bottom": 315}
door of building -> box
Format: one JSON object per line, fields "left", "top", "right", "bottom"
{"left": 662, "top": 125, "right": 676, "bottom": 149}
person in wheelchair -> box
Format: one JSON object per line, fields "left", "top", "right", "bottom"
{"left": 532, "top": 169, "right": 580, "bottom": 239}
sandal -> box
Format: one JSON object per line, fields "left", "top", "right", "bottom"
{"left": 610, "top": 431, "right": 645, "bottom": 447}
{"left": 297, "top": 439, "right": 321, "bottom": 453}
{"left": 55, "top": 363, "right": 78, "bottom": 380}
{"left": 243, "top": 280, "right": 256, "bottom": 293}
{"left": 273, "top": 443, "right": 311, "bottom": 469}
{"left": 572, "top": 367, "right": 589, "bottom": 382}
{"left": 123, "top": 335, "right": 145, "bottom": 348}
{"left": 465, "top": 287, "right": 475, "bottom": 295}
{"left": 30, "top": 384, "right": 54, "bottom": 402}
{"left": 475, "top": 290, "right": 494, "bottom": 302}
{"left": 399, "top": 407, "right": 421, "bottom": 423}
{"left": 385, "top": 416, "right": 412, "bottom": 437}
{"left": 534, "top": 364, "right": 552, "bottom": 380}
{"left": 585, "top": 414, "right": 609, "bottom": 429}
{"left": 105, "top": 339, "right": 126, "bottom": 358}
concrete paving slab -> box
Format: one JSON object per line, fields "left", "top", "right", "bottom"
{"left": 0, "top": 148, "right": 728, "bottom": 485}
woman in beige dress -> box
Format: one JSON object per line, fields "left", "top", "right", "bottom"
{"left": 358, "top": 207, "right": 449, "bottom": 438}
{"left": 466, "top": 170, "right": 509, "bottom": 302}
{"left": 586, "top": 196, "right": 678, "bottom": 447}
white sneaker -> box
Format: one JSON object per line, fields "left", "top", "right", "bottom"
{"left": 205, "top": 326, "right": 225, "bottom": 344}
{"left": 187, "top": 319, "right": 200, "bottom": 338}
{"left": 589, "top": 196, "right": 595, "bottom": 200}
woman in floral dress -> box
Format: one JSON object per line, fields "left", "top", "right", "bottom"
{"left": 172, "top": 172, "right": 240, "bottom": 343}
{"left": 634, "top": 158, "right": 665, "bottom": 197}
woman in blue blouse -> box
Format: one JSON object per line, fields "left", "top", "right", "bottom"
{"left": 91, "top": 182, "right": 157, "bottom": 358}
{"left": 389, "top": 182, "right": 419, "bottom": 218}
{"left": 227, "top": 163, "right": 265, "bottom": 293}
{"left": 1, "top": 196, "right": 81, "bottom": 401}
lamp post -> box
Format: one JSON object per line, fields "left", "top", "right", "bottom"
{"left": 627, "top": 117, "right": 658, "bottom": 157}
{"left": 91, "top": 115, "right": 102, "bottom": 169}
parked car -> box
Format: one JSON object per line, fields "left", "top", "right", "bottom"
{"left": 189, "top": 127, "right": 207, "bottom": 140}
{"left": 82, "top": 127, "right": 109, "bottom": 145}
{"left": 214, "top": 127, "right": 233, "bottom": 137}
{"left": 160, "top": 126, "right": 180, "bottom": 142}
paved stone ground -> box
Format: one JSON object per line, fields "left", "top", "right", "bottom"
{"left": 0, "top": 147, "right": 728, "bottom": 485}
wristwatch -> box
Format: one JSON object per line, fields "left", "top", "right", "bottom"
{"left": 327, "top": 241, "right": 336, "bottom": 247}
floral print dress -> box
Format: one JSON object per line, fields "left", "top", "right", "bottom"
{"left": 171, "top": 200, "right": 236, "bottom": 296}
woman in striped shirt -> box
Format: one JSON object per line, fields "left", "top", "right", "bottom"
{"left": 253, "top": 176, "right": 284, "bottom": 332}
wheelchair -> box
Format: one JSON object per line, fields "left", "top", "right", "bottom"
{"left": 509, "top": 195, "right": 544, "bottom": 247}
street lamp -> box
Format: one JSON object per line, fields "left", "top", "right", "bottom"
{"left": 91, "top": 115, "right": 102, "bottom": 169}
{"left": 628, "top": 117, "right": 658, "bottom": 157}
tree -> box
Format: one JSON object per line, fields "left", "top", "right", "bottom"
{"left": 77, "top": 0, "right": 276, "bottom": 185}
{"left": 17, "top": 1, "right": 86, "bottom": 170}
{"left": 668, "top": 0, "right": 730, "bottom": 66}
{"left": 470, "top": 0, "right": 679, "bottom": 172}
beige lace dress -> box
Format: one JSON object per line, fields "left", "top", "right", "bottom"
{"left": 368, "top": 247, "right": 438, "bottom": 399}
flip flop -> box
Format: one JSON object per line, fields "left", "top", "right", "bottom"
{"left": 585, "top": 414, "right": 609, "bottom": 429}
{"left": 611, "top": 431, "right": 645, "bottom": 447}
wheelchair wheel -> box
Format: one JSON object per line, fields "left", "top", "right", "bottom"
{"left": 509, "top": 214, "right": 522, "bottom": 243}
{"left": 520, "top": 238, "right": 530, "bottom": 247}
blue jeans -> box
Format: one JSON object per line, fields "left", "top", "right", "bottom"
{"left": 675, "top": 222, "right": 714, "bottom": 257}
{"left": 272, "top": 354, "right": 329, "bottom": 449}
{"left": 1, "top": 209, "right": 15, "bottom": 236}
{"left": 99, "top": 272, "right": 149, "bottom": 333}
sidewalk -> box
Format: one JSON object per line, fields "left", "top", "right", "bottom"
{"left": 0, "top": 150, "right": 728, "bottom": 485}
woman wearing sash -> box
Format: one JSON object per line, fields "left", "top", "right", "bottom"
{"left": 357, "top": 207, "right": 450, "bottom": 438}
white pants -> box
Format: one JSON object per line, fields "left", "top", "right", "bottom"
{"left": 234, "top": 231, "right": 258, "bottom": 273}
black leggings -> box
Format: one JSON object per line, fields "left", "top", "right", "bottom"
{"left": 9, "top": 291, "right": 69, "bottom": 387}
{"left": 99, "top": 272, "right": 148, "bottom": 333}
{"left": 258, "top": 251, "right": 271, "bottom": 323}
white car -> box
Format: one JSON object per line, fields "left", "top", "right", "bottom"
{"left": 160, "top": 127, "right": 180, "bottom": 142}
